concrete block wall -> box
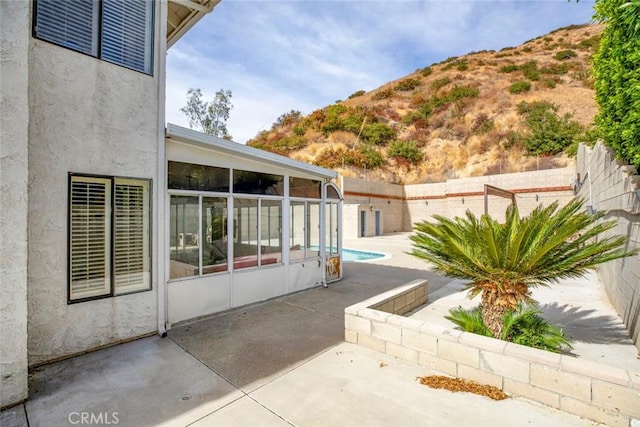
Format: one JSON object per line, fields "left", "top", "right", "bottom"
{"left": 340, "top": 176, "right": 405, "bottom": 237}
{"left": 341, "top": 168, "right": 576, "bottom": 235}
{"left": 346, "top": 282, "right": 640, "bottom": 427}
{"left": 577, "top": 143, "right": 640, "bottom": 350}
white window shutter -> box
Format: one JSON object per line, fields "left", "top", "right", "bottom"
{"left": 69, "top": 176, "right": 111, "bottom": 300}
{"left": 114, "top": 178, "right": 150, "bottom": 294}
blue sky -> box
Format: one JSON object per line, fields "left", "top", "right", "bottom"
{"left": 165, "top": 0, "right": 597, "bottom": 143}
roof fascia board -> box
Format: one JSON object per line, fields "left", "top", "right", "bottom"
{"left": 170, "top": 0, "right": 215, "bottom": 13}
{"left": 166, "top": 124, "right": 337, "bottom": 179}
{"left": 167, "top": 0, "right": 221, "bottom": 48}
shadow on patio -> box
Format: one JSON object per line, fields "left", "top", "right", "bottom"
{"left": 168, "top": 262, "right": 449, "bottom": 391}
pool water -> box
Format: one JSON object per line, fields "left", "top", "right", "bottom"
{"left": 311, "top": 246, "right": 386, "bottom": 262}
{"left": 342, "top": 248, "right": 386, "bottom": 262}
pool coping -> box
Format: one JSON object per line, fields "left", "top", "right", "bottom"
{"left": 344, "top": 279, "right": 640, "bottom": 427}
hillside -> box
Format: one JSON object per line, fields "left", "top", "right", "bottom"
{"left": 247, "top": 24, "right": 603, "bottom": 184}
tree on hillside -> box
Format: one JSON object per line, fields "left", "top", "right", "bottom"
{"left": 181, "top": 88, "right": 233, "bottom": 139}
{"left": 590, "top": 0, "right": 640, "bottom": 168}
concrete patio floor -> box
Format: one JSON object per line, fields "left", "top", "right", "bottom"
{"left": 2, "top": 233, "right": 636, "bottom": 426}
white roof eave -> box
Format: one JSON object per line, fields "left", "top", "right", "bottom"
{"left": 167, "top": 0, "right": 222, "bottom": 49}
{"left": 166, "top": 124, "right": 338, "bottom": 180}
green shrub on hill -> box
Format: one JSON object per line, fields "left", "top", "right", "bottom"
{"left": 509, "top": 81, "right": 531, "bottom": 94}
{"left": 430, "top": 77, "right": 451, "bottom": 91}
{"left": 361, "top": 122, "right": 396, "bottom": 146}
{"left": 387, "top": 140, "right": 424, "bottom": 164}
{"left": 517, "top": 101, "right": 586, "bottom": 155}
{"left": 395, "top": 78, "right": 421, "bottom": 91}
{"left": 421, "top": 66, "right": 433, "bottom": 77}
{"left": 553, "top": 49, "right": 578, "bottom": 60}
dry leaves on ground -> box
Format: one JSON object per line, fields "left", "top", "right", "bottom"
{"left": 417, "top": 375, "right": 509, "bottom": 401}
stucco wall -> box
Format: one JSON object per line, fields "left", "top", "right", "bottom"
{"left": 26, "top": 12, "right": 163, "bottom": 365}
{"left": 341, "top": 168, "right": 576, "bottom": 235}
{"left": 0, "top": 0, "right": 30, "bottom": 409}
{"left": 577, "top": 143, "right": 640, "bottom": 350}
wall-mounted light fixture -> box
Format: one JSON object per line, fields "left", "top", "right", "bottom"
{"left": 461, "top": 197, "right": 465, "bottom": 204}
{"left": 425, "top": 200, "right": 429, "bottom": 206}
{"left": 535, "top": 194, "right": 539, "bottom": 202}
{"left": 387, "top": 200, "right": 391, "bottom": 205}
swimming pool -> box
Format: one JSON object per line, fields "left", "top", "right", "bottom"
{"left": 341, "top": 248, "right": 387, "bottom": 262}
{"left": 311, "top": 246, "right": 387, "bottom": 262}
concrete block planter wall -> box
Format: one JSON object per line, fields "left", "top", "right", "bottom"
{"left": 345, "top": 280, "right": 640, "bottom": 427}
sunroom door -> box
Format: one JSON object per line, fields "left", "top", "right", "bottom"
{"left": 325, "top": 183, "right": 342, "bottom": 283}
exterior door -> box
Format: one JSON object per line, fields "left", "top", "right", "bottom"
{"left": 375, "top": 211, "right": 381, "bottom": 236}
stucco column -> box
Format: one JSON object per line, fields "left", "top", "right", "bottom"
{"left": 0, "top": 0, "right": 30, "bottom": 408}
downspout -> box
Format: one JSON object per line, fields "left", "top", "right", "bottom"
{"left": 156, "top": 0, "right": 169, "bottom": 337}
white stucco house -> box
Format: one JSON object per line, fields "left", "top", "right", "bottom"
{"left": 0, "top": 0, "right": 342, "bottom": 409}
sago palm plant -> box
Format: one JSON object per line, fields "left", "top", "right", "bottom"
{"left": 410, "top": 198, "right": 636, "bottom": 337}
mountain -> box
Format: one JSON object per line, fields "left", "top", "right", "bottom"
{"left": 247, "top": 24, "right": 603, "bottom": 184}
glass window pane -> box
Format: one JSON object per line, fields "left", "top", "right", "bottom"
{"left": 168, "top": 161, "right": 230, "bottom": 192}
{"left": 36, "top": 0, "right": 99, "bottom": 56}
{"left": 114, "top": 178, "right": 151, "bottom": 294}
{"left": 325, "top": 203, "right": 339, "bottom": 255}
{"left": 233, "top": 198, "right": 259, "bottom": 269}
{"left": 233, "top": 170, "right": 283, "bottom": 195}
{"left": 289, "top": 177, "right": 321, "bottom": 198}
{"left": 289, "top": 201, "right": 305, "bottom": 261}
{"left": 69, "top": 176, "right": 111, "bottom": 300}
{"left": 307, "top": 202, "right": 320, "bottom": 258}
{"left": 326, "top": 184, "right": 342, "bottom": 199}
{"left": 261, "top": 200, "right": 282, "bottom": 265}
{"left": 331, "top": 203, "right": 339, "bottom": 255}
{"left": 101, "top": 0, "right": 154, "bottom": 74}
{"left": 169, "top": 196, "right": 200, "bottom": 279}
{"left": 202, "top": 197, "right": 228, "bottom": 274}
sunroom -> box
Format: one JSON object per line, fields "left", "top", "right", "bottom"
{"left": 165, "top": 124, "right": 342, "bottom": 324}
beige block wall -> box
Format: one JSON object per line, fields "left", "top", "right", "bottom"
{"left": 346, "top": 282, "right": 640, "bottom": 427}
{"left": 0, "top": 0, "right": 30, "bottom": 409}
{"left": 577, "top": 142, "right": 640, "bottom": 350}
{"left": 342, "top": 168, "right": 576, "bottom": 235}
{"left": 340, "top": 176, "right": 404, "bottom": 237}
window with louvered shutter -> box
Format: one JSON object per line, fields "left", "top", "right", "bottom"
{"left": 34, "top": 0, "right": 154, "bottom": 75}
{"left": 68, "top": 175, "right": 151, "bottom": 303}
{"left": 101, "top": 0, "right": 154, "bottom": 74}
{"left": 35, "top": 0, "right": 99, "bottom": 56}
{"left": 69, "top": 176, "right": 111, "bottom": 301}
{"left": 114, "top": 178, "right": 150, "bottom": 294}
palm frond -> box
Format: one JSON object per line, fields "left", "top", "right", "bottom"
{"left": 410, "top": 197, "right": 637, "bottom": 296}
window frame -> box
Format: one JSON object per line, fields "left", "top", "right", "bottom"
{"left": 68, "top": 173, "right": 152, "bottom": 303}
{"left": 169, "top": 190, "right": 232, "bottom": 280}
{"left": 289, "top": 196, "right": 322, "bottom": 262}
{"left": 33, "top": 0, "right": 155, "bottom": 76}
{"left": 232, "top": 195, "right": 283, "bottom": 270}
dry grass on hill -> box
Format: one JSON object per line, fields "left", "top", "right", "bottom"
{"left": 248, "top": 24, "right": 603, "bottom": 184}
